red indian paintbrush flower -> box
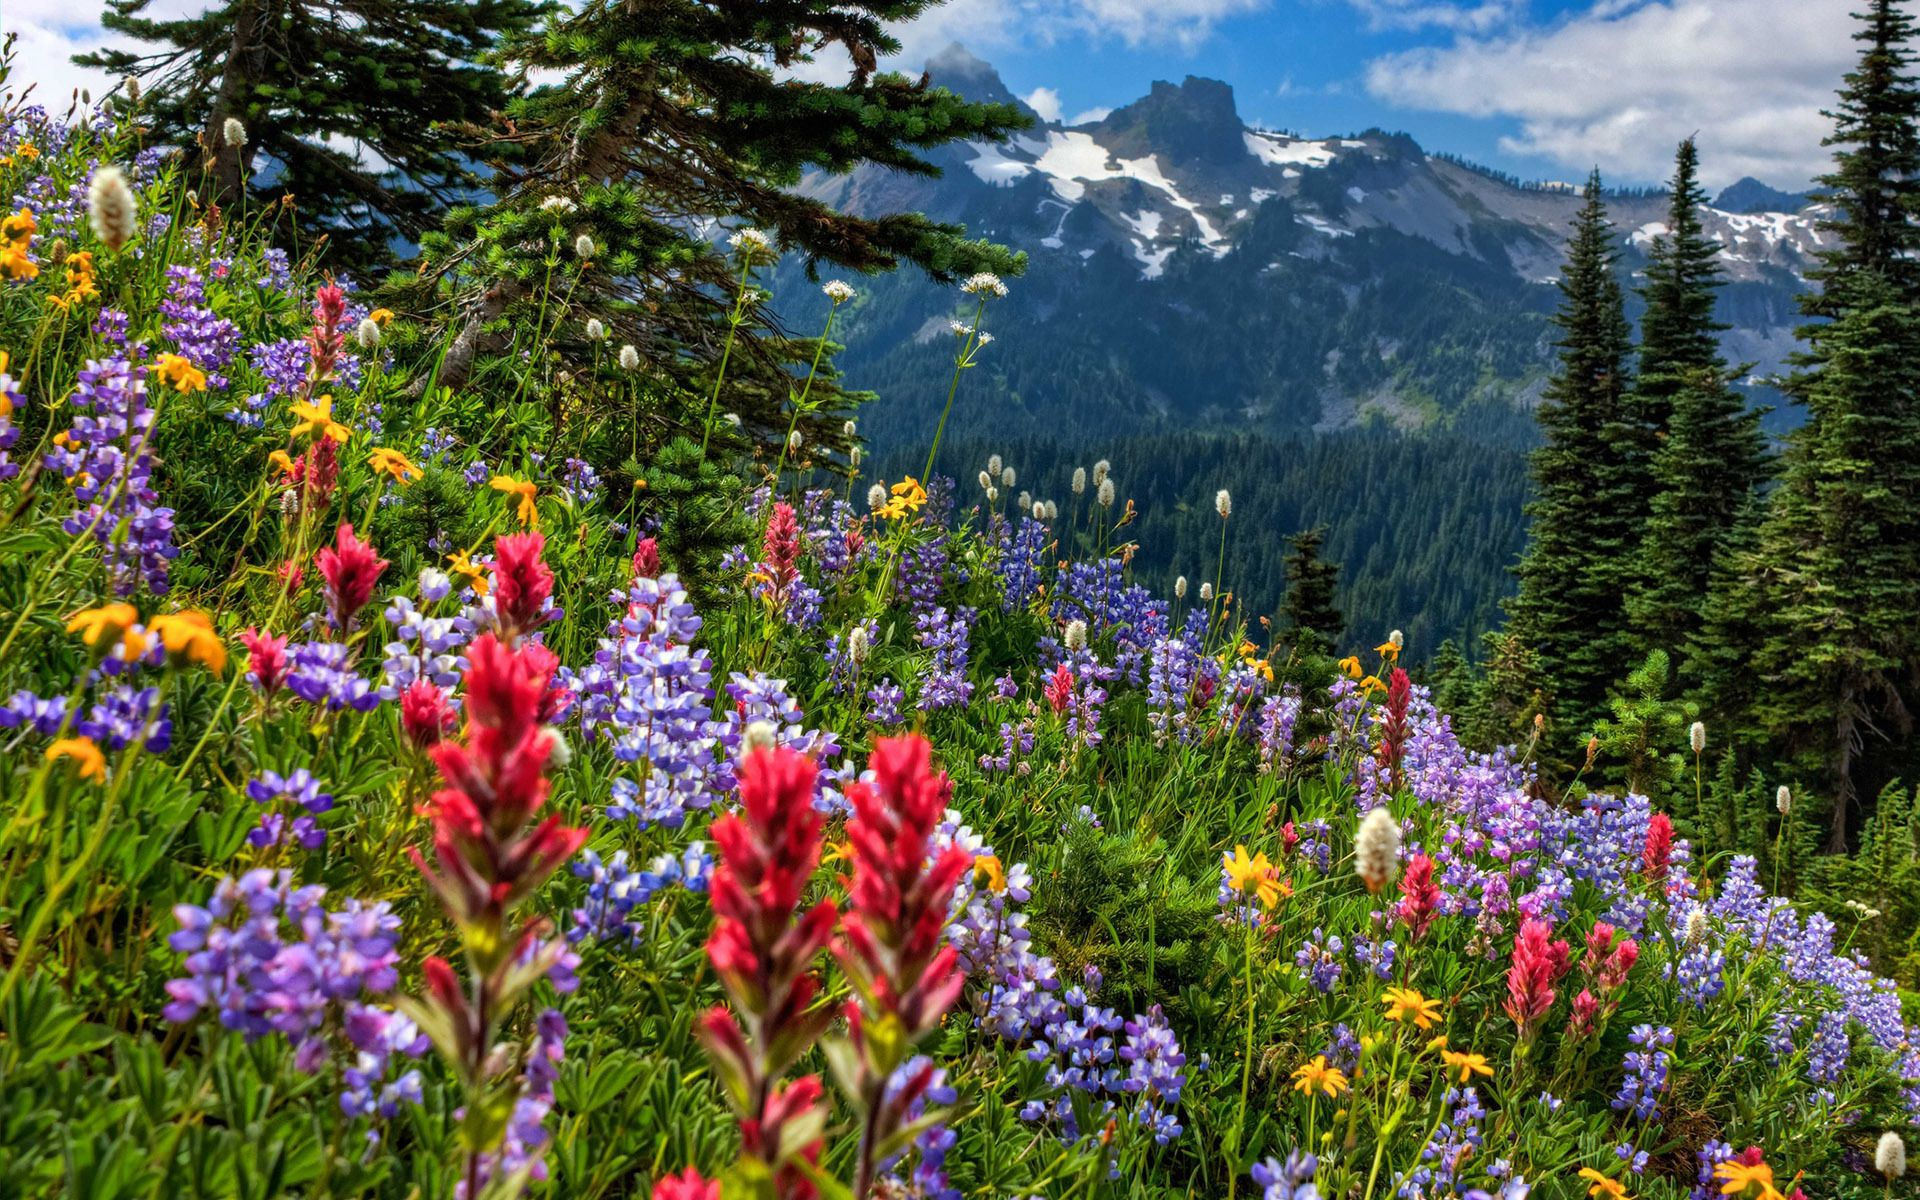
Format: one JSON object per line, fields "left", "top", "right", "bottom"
{"left": 1045, "top": 662, "right": 1074, "bottom": 714}
{"left": 492, "top": 531, "right": 553, "bottom": 641}
{"left": 652, "top": 1167, "right": 720, "bottom": 1200}
{"left": 316, "top": 523, "right": 388, "bottom": 630}
{"left": 632, "top": 536, "right": 660, "bottom": 580}
{"left": 695, "top": 745, "right": 836, "bottom": 1200}
{"left": 833, "top": 733, "right": 972, "bottom": 1198}
{"left": 1504, "top": 917, "right": 1570, "bottom": 1037}
{"left": 410, "top": 633, "right": 586, "bottom": 929}
{"left": 1643, "top": 811, "right": 1673, "bottom": 881}
{"left": 239, "top": 627, "right": 289, "bottom": 695}
{"left": 400, "top": 678, "right": 457, "bottom": 750}
{"left": 303, "top": 435, "right": 339, "bottom": 509}
{"left": 1376, "top": 667, "right": 1413, "bottom": 785}
{"left": 1396, "top": 852, "right": 1442, "bottom": 942}
{"left": 761, "top": 501, "right": 800, "bottom": 602}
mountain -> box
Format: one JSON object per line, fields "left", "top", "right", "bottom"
{"left": 783, "top": 47, "right": 1826, "bottom": 654}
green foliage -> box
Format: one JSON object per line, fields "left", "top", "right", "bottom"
{"left": 1590, "top": 650, "right": 1698, "bottom": 800}
{"left": 81, "top": 0, "right": 548, "bottom": 266}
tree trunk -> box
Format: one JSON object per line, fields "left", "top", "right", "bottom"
{"left": 200, "top": 0, "right": 270, "bottom": 210}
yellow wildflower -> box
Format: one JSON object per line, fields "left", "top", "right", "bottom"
{"left": 268, "top": 449, "right": 298, "bottom": 478}
{"left": 1441, "top": 1049, "right": 1493, "bottom": 1083}
{"left": 490, "top": 475, "right": 540, "bottom": 527}
{"left": 289, "top": 394, "right": 350, "bottom": 442}
{"left": 1221, "top": 845, "right": 1284, "bottom": 911}
{"left": 1375, "top": 639, "right": 1399, "bottom": 657}
{"left": 1713, "top": 1160, "right": 1785, "bottom": 1200}
{"left": 1579, "top": 1168, "right": 1630, "bottom": 1199}
{"left": 67, "top": 602, "right": 139, "bottom": 649}
{"left": 366, "top": 307, "right": 395, "bottom": 326}
{"left": 149, "top": 610, "right": 227, "bottom": 674}
{"left": 151, "top": 353, "right": 208, "bottom": 394}
{"left": 1359, "top": 674, "right": 1388, "bottom": 696}
{"left": 49, "top": 250, "right": 99, "bottom": 311}
{"left": 448, "top": 549, "right": 490, "bottom": 596}
{"left": 1, "top": 207, "right": 37, "bottom": 281}
{"left": 878, "top": 476, "right": 927, "bottom": 520}
{"left": 1336, "top": 654, "right": 1363, "bottom": 680}
{"left": 45, "top": 736, "right": 106, "bottom": 783}
{"left": 1290, "top": 1055, "right": 1349, "bottom": 1098}
{"left": 367, "top": 447, "right": 421, "bottom": 484}
{"left": 1382, "top": 986, "right": 1442, "bottom": 1031}
{"left": 973, "top": 854, "right": 1008, "bottom": 894}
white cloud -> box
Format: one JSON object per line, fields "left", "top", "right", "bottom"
{"left": 1067, "top": 105, "right": 1112, "bottom": 125}
{"left": 1364, "top": 0, "right": 1852, "bottom": 188}
{"left": 5, "top": 1, "right": 205, "bottom": 111}
{"left": 1024, "top": 85, "right": 1063, "bottom": 121}
{"left": 875, "top": 0, "right": 1269, "bottom": 63}
{"left": 1346, "top": 0, "right": 1522, "bottom": 33}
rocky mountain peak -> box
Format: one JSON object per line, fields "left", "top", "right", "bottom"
{"left": 923, "top": 42, "right": 1028, "bottom": 113}
{"left": 1094, "top": 76, "right": 1244, "bottom": 169}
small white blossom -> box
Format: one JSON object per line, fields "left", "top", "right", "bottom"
{"left": 540, "top": 195, "right": 578, "bottom": 214}
{"left": 787, "top": 429, "right": 802, "bottom": 452}
{"left": 723, "top": 412, "right": 741, "bottom": 426}
{"left": 742, "top": 721, "right": 778, "bottom": 755}
{"left": 948, "top": 320, "right": 973, "bottom": 337}
{"left": 961, "top": 271, "right": 1008, "bottom": 298}
{"left": 619, "top": 344, "right": 640, "bottom": 371}
{"left": 1064, "top": 619, "right": 1088, "bottom": 651}
{"left": 585, "top": 317, "right": 606, "bottom": 341}
{"left": 842, "top": 420, "right": 857, "bottom": 437}
{"left": 987, "top": 454, "right": 1003, "bottom": 476}
{"left": 1072, "top": 467, "right": 1087, "bottom": 495}
{"left": 540, "top": 728, "right": 573, "bottom": 769}
{"left": 976, "top": 331, "right": 993, "bottom": 346}
{"left": 1215, "top": 488, "right": 1232, "bottom": 519}
{"left": 823, "top": 279, "right": 855, "bottom": 303}
{"left": 1044, "top": 500, "right": 1058, "bottom": 520}
{"left": 1174, "top": 575, "right": 1188, "bottom": 600}
{"left": 355, "top": 316, "right": 381, "bottom": 350}
{"left": 1354, "top": 806, "right": 1402, "bottom": 894}
{"left": 986, "top": 486, "right": 999, "bottom": 503}
{"left": 847, "top": 624, "right": 870, "bottom": 665}
{"left": 1776, "top": 785, "right": 1792, "bottom": 815}
{"left": 1683, "top": 907, "right": 1708, "bottom": 950}
{"left": 1878, "top": 1131, "right": 1907, "bottom": 1180}
{"left": 1032, "top": 502, "right": 1046, "bottom": 520}
{"left": 1093, "top": 459, "right": 1111, "bottom": 485}
{"left": 222, "top": 116, "right": 247, "bottom": 147}
{"left": 868, "top": 483, "right": 887, "bottom": 511}
{"left": 1002, "top": 466, "right": 1016, "bottom": 488}
{"left": 1389, "top": 629, "right": 1404, "bottom": 651}
{"left": 1200, "top": 582, "right": 1214, "bottom": 602}
{"left": 729, "top": 227, "right": 773, "bottom": 258}
{"left": 978, "top": 471, "right": 993, "bottom": 491}
{"left": 1689, "top": 721, "right": 1706, "bottom": 754}
{"left": 1017, "top": 491, "right": 1031, "bottom": 513}
{"left": 1097, "top": 478, "right": 1115, "bottom": 508}
{"left": 574, "top": 234, "right": 595, "bottom": 259}
{"left": 87, "top": 165, "right": 137, "bottom": 252}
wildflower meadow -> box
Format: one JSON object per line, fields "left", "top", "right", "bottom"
{"left": 0, "top": 27, "right": 1917, "bottom": 1200}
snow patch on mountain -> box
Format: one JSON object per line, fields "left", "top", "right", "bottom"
{"left": 1244, "top": 130, "right": 1336, "bottom": 168}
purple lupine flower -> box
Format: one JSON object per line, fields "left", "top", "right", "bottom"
{"left": 1612, "top": 1024, "right": 1675, "bottom": 1121}
{"left": 997, "top": 515, "right": 1049, "bottom": 612}
{"left": 915, "top": 606, "right": 974, "bottom": 711}
{"left": 1294, "top": 928, "right": 1345, "bottom": 994}
{"left": 164, "top": 871, "right": 401, "bottom": 1071}
{"left": 46, "top": 356, "right": 179, "bottom": 593}
{"left": 340, "top": 1003, "right": 430, "bottom": 1140}
{"left": 1401, "top": 1087, "right": 1485, "bottom": 1197}
{"left": 458, "top": 1008, "right": 567, "bottom": 1198}
{"left": 160, "top": 266, "right": 240, "bottom": 391}
{"left": 1, "top": 689, "right": 69, "bottom": 735}
{"left": 1250, "top": 1151, "right": 1320, "bottom": 1200}
{"left": 245, "top": 768, "right": 334, "bottom": 849}
{"left": 77, "top": 683, "right": 170, "bottom": 752}
{"left": 285, "top": 641, "right": 382, "bottom": 711}
{"left": 1118, "top": 1005, "right": 1187, "bottom": 1143}
{"left": 568, "top": 842, "right": 712, "bottom": 945}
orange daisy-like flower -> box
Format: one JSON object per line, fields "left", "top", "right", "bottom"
{"left": 149, "top": 610, "right": 227, "bottom": 674}
{"left": 1441, "top": 1049, "right": 1494, "bottom": 1083}
{"left": 1290, "top": 1055, "right": 1349, "bottom": 1098}
{"left": 490, "top": 475, "right": 539, "bottom": 527}
{"left": 45, "top": 736, "right": 106, "bottom": 783}
{"left": 367, "top": 447, "right": 421, "bottom": 485}
{"left": 150, "top": 353, "right": 208, "bottom": 394}
{"left": 1222, "top": 844, "right": 1284, "bottom": 910}
{"left": 1714, "top": 1160, "right": 1785, "bottom": 1200}
{"left": 289, "top": 394, "right": 350, "bottom": 442}
{"left": 66, "top": 602, "right": 139, "bottom": 649}
{"left": 1579, "top": 1168, "right": 1629, "bottom": 1199}
{"left": 1382, "top": 986, "right": 1442, "bottom": 1030}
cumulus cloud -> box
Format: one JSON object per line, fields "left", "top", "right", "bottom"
{"left": 1364, "top": 0, "right": 1852, "bottom": 188}
{"left": 875, "top": 0, "right": 1269, "bottom": 62}
{"left": 1345, "top": 0, "right": 1522, "bottom": 34}
{"left": 5, "top": 0, "right": 207, "bottom": 110}
{"left": 1024, "top": 85, "right": 1063, "bottom": 121}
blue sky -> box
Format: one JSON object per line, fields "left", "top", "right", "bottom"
{"left": 11, "top": 0, "right": 1855, "bottom": 191}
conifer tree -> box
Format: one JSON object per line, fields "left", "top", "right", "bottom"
{"left": 1506, "top": 171, "right": 1643, "bottom": 742}
{"left": 1278, "top": 527, "right": 1343, "bottom": 656}
{"left": 402, "top": 0, "right": 1029, "bottom": 464}
{"left": 1629, "top": 139, "right": 1770, "bottom": 659}
{"left": 80, "top": 0, "right": 545, "bottom": 265}
{"left": 1742, "top": 0, "right": 1920, "bottom": 850}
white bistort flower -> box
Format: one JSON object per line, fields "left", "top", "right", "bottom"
{"left": 1072, "top": 466, "right": 1087, "bottom": 495}
{"left": 961, "top": 271, "right": 1008, "bottom": 298}
{"left": 88, "top": 165, "right": 137, "bottom": 252}
{"left": 574, "top": 234, "right": 595, "bottom": 259}
{"left": 1355, "top": 806, "right": 1402, "bottom": 894}
{"left": 728, "top": 227, "right": 773, "bottom": 258}
{"left": 1878, "top": 1131, "right": 1907, "bottom": 1180}
{"left": 1097, "top": 478, "right": 1115, "bottom": 509}
{"left": 823, "top": 279, "right": 855, "bottom": 303}
{"left": 540, "top": 195, "right": 578, "bottom": 214}
{"left": 222, "top": 116, "right": 247, "bottom": 147}
{"left": 585, "top": 317, "right": 606, "bottom": 341}
{"left": 868, "top": 483, "right": 887, "bottom": 511}
{"left": 1690, "top": 721, "right": 1706, "bottom": 754}
{"left": 1064, "top": 619, "right": 1088, "bottom": 651}
{"left": 355, "top": 317, "right": 381, "bottom": 351}
{"left": 1215, "top": 488, "right": 1231, "bottom": 519}
{"left": 619, "top": 344, "right": 640, "bottom": 371}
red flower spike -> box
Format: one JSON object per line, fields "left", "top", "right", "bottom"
{"left": 1643, "top": 811, "right": 1673, "bottom": 881}
{"left": 696, "top": 745, "right": 834, "bottom": 1200}
{"left": 631, "top": 537, "right": 660, "bottom": 580}
{"left": 239, "top": 627, "right": 289, "bottom": 695}
{"left": 1045, "top": 663, "right": 1074, "bottom": 714}
{"left": 760, "top": 502, "right": 800, "bottom": 605}
{"left": 400, "top": 678, "right": 457, "bottom": 749}
{"left": 303, "top": 436, "right": 339, "bottom": 509}
{"left": 315, "top": 523, "right": 388, "bottom": 630}
{"left": 652, "top": 1168, "right": 720, "bottom": 1200}
{"left": 492, "top": 531, "right": 553, "bottom": 641}
{"left": 1396, "top": 852, "right": 1442, "bottom": 941}
{"left": 1569, "top": 988, "right": 1600, "bottom": 1039}
{"left": 1504, "top": 917, "right": 1571, "bottom": 1036}
{"left": 1376, "top": 667, "right": 1413, "bottom": 784}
